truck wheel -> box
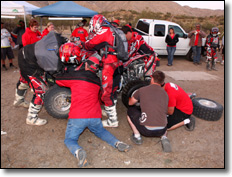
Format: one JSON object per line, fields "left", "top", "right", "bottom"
{"left": 186, "top": 48, "right": 193, "bottom": 61}
{"left": 121, "top": 80, "right": 149, "bottom": 108}
{"left": 44, "top": 85, "right": 71, "bottom": 119}
{"left": 192, "top": 98, "right": 223, "bottom": 121}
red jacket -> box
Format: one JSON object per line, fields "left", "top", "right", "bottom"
{"left": 128, "top": 32, "right": 154, "bottom": 58}
{"left": 42, "top": 28, "right": 49, "bottom": 38}
{"left": 22, "top": 27, "right": 42, "bottom": 46}
{"left": 55, "top": 70, "right": 102, "bottom": 119}
{"left": 85, "top": 26, "right": 118, "bottom": 64}
{"left": 71, "top": 27, "right": 88, "bottom": 42}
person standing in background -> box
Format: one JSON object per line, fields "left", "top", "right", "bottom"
{"left": 11, "top": 20, "right": 25, "bottom": 50}
{"left": 188, "top": 24, "right": 206, "bottom": 65}
{"left": 165, "top": 28, "right": 179, "bottom": 66}
{"left": 1, "top": 22, "right": 16, "bottom": 70}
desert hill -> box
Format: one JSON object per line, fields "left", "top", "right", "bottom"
{"left": 27, "top": 1, "right": 223, "bottom": 17}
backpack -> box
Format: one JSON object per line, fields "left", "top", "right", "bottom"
{"left": 102, "top": 24, "right": 129, "bottom": 61}
{"left": 34, "top": 31, "right": 61, "bottom": 72}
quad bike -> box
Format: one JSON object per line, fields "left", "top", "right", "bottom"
{"left": 44, "top": 53, "right": 159, "bottom": 119}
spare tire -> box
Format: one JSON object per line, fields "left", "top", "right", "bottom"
{"left": 121, "top": 80, "right": 149, "bottom": 108}
{"left": 192, "top": 98, "right": 223, "bottom": 121}
{"left": 44, "top": 84, "right": 71, "bottom": 119}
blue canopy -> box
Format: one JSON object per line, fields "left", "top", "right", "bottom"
{"left": 32, "top": 1, "right": 98, "bottom": 17}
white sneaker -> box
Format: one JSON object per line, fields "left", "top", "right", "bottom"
{"left": 26, "top": 117, "right": 47, "bottom": 126}
{"left": 13, "top": 99, "right": 29, "bottom": 108}
{"left": 221, "top": 60, "right": 224, "bottom": 65}
{"left": 102, "top": 119, "right": 118, "bottom": 128}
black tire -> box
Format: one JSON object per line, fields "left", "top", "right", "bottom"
{"left": 44, "top": 85, "right": 71, "bottom": 119}
{"left": 186, "top": 48, "right": 193, "bottom": 61}
{"left": 121, "top": 80, "right": 149, "bottom": 108}
{"left": 192, "top": 98, "right": 223, "bottom": 121}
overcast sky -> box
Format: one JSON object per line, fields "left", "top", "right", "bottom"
{"left": 174, "top": 1, "right": 224, "bottom": 10}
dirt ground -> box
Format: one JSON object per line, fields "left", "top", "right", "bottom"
{"left": 1, "top": 49, "right": 224, "bottom": 168}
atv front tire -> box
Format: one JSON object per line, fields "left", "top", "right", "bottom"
{"left": 44, "top": 85, "right": 71, "bottom": 119}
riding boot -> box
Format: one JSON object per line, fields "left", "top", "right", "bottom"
{"left": 206, "top": 61, "right": 211, "bottom": 71}
{"left": 26, "top": 102, "right": 47, "bottom": 126}
{"left": 102, "top": 104, "right": 118, "bottom": 128}
{"left": 211, "top": 60, "right": 217, "bottom": 71}
{"left": 13, "top": 83, "right": 30, "bottom": 108}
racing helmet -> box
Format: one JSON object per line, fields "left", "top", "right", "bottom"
{"left": 211, "top": 27, "right": 219, "bottom": 37}
{"left": 89, "top": 14, "right": 108, "bottom": 33}
{"left": 86, "top": 56, "right": 100, "bottom": 73}
{"left": 59, "top": 42, "right": 82, "bottom": 64}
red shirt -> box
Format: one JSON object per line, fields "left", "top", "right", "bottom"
{"left": 55, "top": 70, "right": 102, "bottom": 119}
{"left": 42, "top": 28, "right": 49, "bottom": 38}
{"left": 164, "top": 82, "right": 193, "bottom": 115}
{"left": 22, "top": 27, "right": 42, "bottom": 46}
{"left": 194, "top": 30, "right": 200, "bottom": 46}
{"left": 71, "top": 27, "right": 88, "bottom": 42}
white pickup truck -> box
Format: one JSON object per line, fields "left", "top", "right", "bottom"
{"left": 133, "top": 19, "right": 206, "bottom": 60}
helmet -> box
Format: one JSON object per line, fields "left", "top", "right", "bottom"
{"left": 211, "top": 27, "right": 219, "bottom": 37}
{"left": 89, "top": 14, "right": 108, "bottom": 33}
{"left": 59, "top": 42, "right": 82, "bottom": 64}
{"left": 86, "top": 56, "right": 100, "bottom": 72}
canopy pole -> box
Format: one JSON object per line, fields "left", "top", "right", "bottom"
{"left": 40, "top": 17, "right": 43, "bottom": 33}
{"left": 23, "top": 6, "right": 27, "bottom": 29}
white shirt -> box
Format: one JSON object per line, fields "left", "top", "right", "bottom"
{"left": 1, "top": 28, "right": 11, "bottom": 48}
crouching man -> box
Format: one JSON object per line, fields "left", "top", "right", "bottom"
{"left": 55, "top": 56, "right": 131, "bottom": 168}
{"left": 127, "top": 71, "right": 171, "bottom": 152}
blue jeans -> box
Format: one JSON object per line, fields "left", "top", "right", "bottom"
{"left": 192, "top": 46, "right": 202, "bottom": 63}
{"left": 64, "top": 118, "right": 119, "bottom": 156}
{"left": 167, "top": 47, "right": 176, "bottom": 65}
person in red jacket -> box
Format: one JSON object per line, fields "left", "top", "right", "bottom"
{"left": 42, "top": 22, "right": 55, "bottom": 38}
{"left": 71, "top": 22, "right": 88, "bottom": 42}
{"left": 84, "top": 15, "right": 123, "bottom": 128}
{"left": 22, "top": 19, "right": 42, "bottom": 46}
{"left": 164, "top": 82, "right": 195, "bottom": 131}
{"left": 121, "top": 25, "right": 158, "bottom": 79}
{"left": 56, "top": 56, "right": 131, "bottom": 168}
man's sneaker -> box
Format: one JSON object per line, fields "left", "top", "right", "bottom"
{"left": 211, "top": 66, "right": 218, "bottom": 71}
{"left": 115, "top": 142, "right": 131, "bottom": 152}
{"left": 130, "top": 134, "right": 143, "bottom": 145}
{"left": 102, "top": 119, "right": 118, "bottom": 128}
{"left": 26, "top": 117, "right": 47, "bottom": 126}
{"left": 75, "top": 149, "right": 88, "bottom": 168}
{"left": 185, "top": 117, "right": 195, "bottom": 131}
{"left": 13, "top": 99, "right": 29, "bottom": 108}
{"left": 161, "top": 137, "right": 172, "bottom": 152}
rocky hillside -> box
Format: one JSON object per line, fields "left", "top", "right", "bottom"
{"left": 28, "top": 1, "right": 223, "bottom": 17}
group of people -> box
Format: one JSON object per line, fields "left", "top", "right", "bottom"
{"left": 3, "top": 15, "right": 206, "bottom": 167}
{"left": 166, "top": 23, "right": 224, "bottom": 70}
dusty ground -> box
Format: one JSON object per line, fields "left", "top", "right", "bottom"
{"left": 1, "top": 49, "right": 224, "bottom": 168}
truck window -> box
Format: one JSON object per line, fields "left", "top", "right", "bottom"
{"left": 154, "top": 25, "right": 165, "bottom": 37}
{"left": 136, "top": 21, "right": 149, "bottom": 34}
{"left": 168, "top": 25, "right": 184, "bottom": 38}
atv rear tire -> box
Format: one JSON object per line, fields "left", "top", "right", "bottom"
{"left": 192, "top": 98, "right": 223, "bottom": 121}
{"left": 121, "top": 80, "right": 149, "bottom": 108}
{"left": 44, "top": 85, "right": 71, "bottom": 119}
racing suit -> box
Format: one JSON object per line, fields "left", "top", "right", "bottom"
{"left": 128, "top": 32, "right": 157, "bottom": 77}
{"left": 14, "top": 42, "right": 48, "bottom": 125}
{"left": 206, "top": 33, "right": 220, "bottom": 70}
{"left": 84, "top": 26, "right": 122, "bottom": 126}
